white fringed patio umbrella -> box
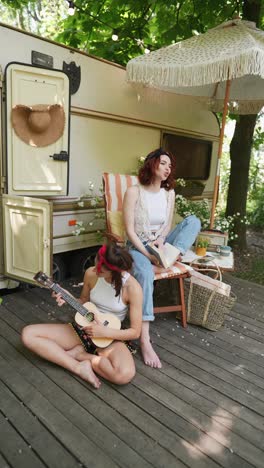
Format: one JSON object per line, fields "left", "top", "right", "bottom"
{"left": 126, "top": 19, "right": 264, "bottom": 227}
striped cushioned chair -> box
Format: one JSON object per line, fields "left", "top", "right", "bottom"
{"left": 103, "top": 172, "right": 189, "bottom": 327}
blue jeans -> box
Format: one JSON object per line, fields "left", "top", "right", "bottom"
{"left": 129, "top": 215, "right": 201, "bottom": 321}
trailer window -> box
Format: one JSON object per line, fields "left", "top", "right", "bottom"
{"left": 162, "top": 133, "right": 212, "bottom": 180}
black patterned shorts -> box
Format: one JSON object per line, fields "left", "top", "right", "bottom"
{"left": 69, "top": 322, "right": 137, "bottom": 355}
{"left": 70, "top": 322, "right": 97, "bottom": 353}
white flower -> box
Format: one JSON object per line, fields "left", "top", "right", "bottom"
{"left": 78, "top": 201, "right": 84, "bottom": 207}
{"left": 176, "top": 178, "right": 186, "bottom": 187}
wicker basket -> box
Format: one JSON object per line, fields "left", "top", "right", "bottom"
{"left": 184, "top": 263, "right": 237, "bottom": 331}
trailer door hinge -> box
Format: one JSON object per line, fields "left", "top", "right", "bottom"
{"left": 1, "top": 176, "right": 6, "bottom": 191}
{"left": 43, "top": 239, "right": 50, "bottom": 249}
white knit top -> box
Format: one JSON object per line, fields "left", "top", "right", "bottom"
{"left": 134, "top": 184, "right": 175, "bottom": 242}
{"left": 143, "top": 188, "right": 167, "bottom": 230}
{"left": 90, "top": 272, "right": 130, "bottom": 322}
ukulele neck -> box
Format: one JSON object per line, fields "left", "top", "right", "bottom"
{"left": 51, "top": 283, "right": 94, "bottom": 322}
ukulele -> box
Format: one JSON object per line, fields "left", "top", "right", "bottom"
{"left": 33, "top": 271, "right": 121, "bottom": 348}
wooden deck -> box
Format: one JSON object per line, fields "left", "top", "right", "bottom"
{"left": 0, "top": 273, "right": 264, "bottom": 468}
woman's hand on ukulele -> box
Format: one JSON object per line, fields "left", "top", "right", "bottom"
{"left": 83, "top": 319, "right": 109, "bottom": 338}
{"left": 52, "top": 291, "right": 65, "bottom": 307}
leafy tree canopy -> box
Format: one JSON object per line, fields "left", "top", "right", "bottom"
{"left": 57, "top": 0, "right": 264, "bottom": 65}
{"left": 1, "top": 1, "right": 263, "bottom": 66}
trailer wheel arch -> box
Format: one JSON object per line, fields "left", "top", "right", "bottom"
{"left": 70, "top": 246, "right": 101, "bottom": 279}
{"left": 53, "top": 254, "right": 67, "bottom": 283}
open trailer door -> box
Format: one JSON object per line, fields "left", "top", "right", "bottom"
{"left": 5, "top": 63, "right": 70, "bottom": 196}
{"left": 2, "top": 194, "right": 52, "bottom": 284}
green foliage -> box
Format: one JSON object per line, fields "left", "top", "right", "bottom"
{"left": 0, "top": 0, "right": 68, "bottom": 38}
{"left": 56, "top": 0, "right": 248, "bottom": 66}
{"left": 1, "top": 0, "right": 35, "bottom": 6}
{"left": 196, "top": 237, "right": 210, "bottom": 248}
{"left": 214, "top": 212, "right": 250, "bottom": 241}
{"left": 2, "top": 0, "right": 255, "bottom": 66}
{"left": 252, "top": 125, "right": 264, "bottom": 151}
{"left": 175, "top": 195, "right": 211, "bottom": 228}
{"left": 175, "top": 194, "right": 250, "bottom": 241}
{"left": 248, "top": 188, "right": 264, "bottom": 227}
{"left": 217, "top": 117, "right": 264, "bottom": 230}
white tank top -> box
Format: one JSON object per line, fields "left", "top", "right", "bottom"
{"left": 143, "top": 189, "right": 167, "bottom": 231}
{"left": 90, "top": 272, "right": 130, "bottom": 322}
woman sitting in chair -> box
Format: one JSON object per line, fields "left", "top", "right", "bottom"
{"left": 123, "top": 148, "right": 201, "bottom": 369}
{"left": 21, "top": 242, "right": 142, "bottom": 389}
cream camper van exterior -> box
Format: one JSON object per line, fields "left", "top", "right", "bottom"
{"left": 0, "top": 23, "right": 220, "bottom": 289}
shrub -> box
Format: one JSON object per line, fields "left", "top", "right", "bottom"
{"left": 175, "top": 195, "right": 249, "bottom": 241}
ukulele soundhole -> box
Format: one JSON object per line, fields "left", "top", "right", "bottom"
{"left": 103, "top": 320, "right": 109, "bottom": 326}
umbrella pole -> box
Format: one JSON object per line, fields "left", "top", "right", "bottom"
{"left": 209, "top": 79, "right": 231, "bottom": 229}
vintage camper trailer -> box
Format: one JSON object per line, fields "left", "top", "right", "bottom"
{"left": 0, "top": 22, "right": 220, "bottom": 289}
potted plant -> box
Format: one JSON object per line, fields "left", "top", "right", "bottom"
{"left": 195, "top": 237, "right": 210, "bottom": 256}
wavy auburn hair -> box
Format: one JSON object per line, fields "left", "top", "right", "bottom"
{"left": 138, "top": 148, "right": 176, "bottom": 190}
{"left": 96, "top": 241, "right": 133, "bottom": 297}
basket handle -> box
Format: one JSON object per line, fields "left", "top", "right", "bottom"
{"left": 190, "top": 259, "right": 222, "bottom": 282}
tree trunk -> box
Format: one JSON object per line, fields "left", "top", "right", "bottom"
{"left": 225, "top": 0, "right": 262, "bottom": 249}
{"left": 226, "top": 115, "right": 257, "bottom": 249}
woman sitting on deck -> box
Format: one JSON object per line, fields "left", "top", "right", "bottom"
{"left": 21, "top": 242, "right": 142, "bottom": 389}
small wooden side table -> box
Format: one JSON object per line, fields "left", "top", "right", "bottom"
{"left": 181, "top": 248, "right": 234, "bottom": 272}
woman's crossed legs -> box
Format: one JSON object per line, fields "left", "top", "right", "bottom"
{"left": 21, "top": 323, "right": 135, "bottom": 389}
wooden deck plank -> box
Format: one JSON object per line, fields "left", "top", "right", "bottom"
{"left": 152, "top": 322, "right": 264, "bottom": 393}
{"left": 134, "top": 358, "right": 264, "bottom": 450}
{"left": 139, "top": 340, "right": 264, "bottom": 432}
{"left": 0, "top": 355, "right": 118, "bottom": 468}
{"left": 0, "top": 312, "right": 219, "bottom": 468}
{"left": 115, "top": 380, "right": 253, "bottom": 468}
{"left": 0, "top": 411, "right": 46, "bottom": 468}
{"left": 0, "top": 452, "right": 11, "bottom": 468}
{"left": 0, "top": 381, "right": 81, "bottom": 468}
{"left": 0, "top": 273, "right": 264, "bottom": 468}
{"left": 88, "top": 376, "right": 222, "bottom": 468}
{"left": 155, "top": 318, "right": 264, "bottom": 371}
{"left": 151, "top": 340, "right": 264, "bottom": 417}
{"left": 132, "top": 366, "right": 264, "bottom": 467}
{"left": 3, "top": 291, "right": 70, "bottom": 325}
{"left": 0, "top": 322, "right": 185, "bottom": 468}
{"left": 154, "top": 319, "right": 264, "bottom": 380}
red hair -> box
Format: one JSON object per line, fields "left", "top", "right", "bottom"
{"left": 138, "top": 148, "right": 176, "bottom": 190}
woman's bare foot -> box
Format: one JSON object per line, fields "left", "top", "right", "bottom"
{"left": 141, "top": 340, "right": 162, "bottom": 368}
{"left": 75, "top": 361, "right": 101, "bottom": 388}
{"left": 67, "top": 345, "right": 84, "bottom": 359}
{"left": 152, "top": 256, "right": 182, "bottom": 275}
